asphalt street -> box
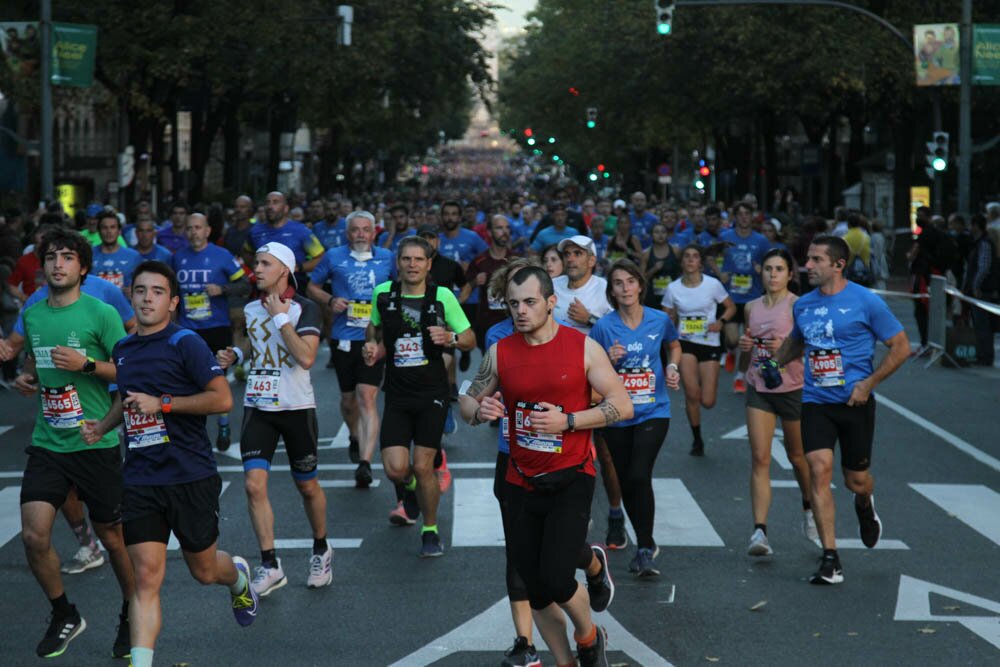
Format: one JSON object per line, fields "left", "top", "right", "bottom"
{"left": 0, "top": 297, "right": 998, "bottom": 666}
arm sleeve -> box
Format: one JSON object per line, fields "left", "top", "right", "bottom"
{"left": 790, "top": 301, "right": 804, "bottom": 340}
{"left": 866, "top": 292, "right": 904, "bottom": 342}
{"left": 440, "top": 287, "right": 471, "bottom": 333}
{"left": 663, "top": 315, "right": 680, "bottom": 343}
{"left": 308, "top": 255, "right": 332, "bottom": 286}
{"left": 226, "top": 254, "right": 246, "bottom": 282}
{"left": 660, "top": 285, "right": 674, "bottom": 310}
{"left": 369, "top": 282, "right": 390, "bottom": 327}
{"left": 305, "top": 234, "right": 325, "bottom": 260}
{"left": 587, "top": 319, "right": 609, "bottom": 347}
{"left": 713, "top": 279, "right": 730, "bottom": 304}
{"left": 99, "top": 305, "right": 128, "bottom": 358}
{"left": 104, "top": 283, "right": 136, "bottom": 322}
{"left": 295, "top": 299, "right": 322, "bottom": 337}
{"left": 180, "top": 334, "right": 225, "bottom": 388}
{"left": 452, "top": 262, "right": 468, "bottom": 289}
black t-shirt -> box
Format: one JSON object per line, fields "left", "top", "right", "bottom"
{"left": 430, "top": 252, "right": 467, "bottom": 291}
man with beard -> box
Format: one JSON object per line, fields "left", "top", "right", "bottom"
{"left": 246, "top": 192, "right": 326, "bottom": 291}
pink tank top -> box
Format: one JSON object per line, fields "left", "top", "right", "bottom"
{"left": 745, "top": 294, "right": 804, "bottom": 393}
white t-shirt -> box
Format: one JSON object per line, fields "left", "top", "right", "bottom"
{"left": 553, "top": 274, "right": 612, "bottom": 334}
{"left": 661, "top": 274, "right": 729, "bottom": 347}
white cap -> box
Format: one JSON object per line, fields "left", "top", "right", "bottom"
{"left": 613, "top": 199, "right": 627, "bottom": 210}
{"left": 256, "top": 242, "right": 298, "bottom": 287}
{"left": 557, "top": 235, "right": 596, "bottom": 255}
{"left": 768, "top": 218, "right": 782, "bottom": 234}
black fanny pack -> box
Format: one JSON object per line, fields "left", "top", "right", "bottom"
{"left": 513, "top": 459, "right": 585, "bottom": 495}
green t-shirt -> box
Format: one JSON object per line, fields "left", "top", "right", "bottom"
{"left": 23, "top": 293, "right": 127, "bottom": 452}
{"left": 370, "top": 281, "right": 471, "bottom": 397}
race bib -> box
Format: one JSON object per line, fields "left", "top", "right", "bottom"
{"left": 752, "top": 338, "right": 772, "bottom": 365}
{"left": 124, "top": 406, "right": 170, "bottom": 449}
{"left": 393, "top": 335, "right": 428, "bottom": 368}
{"left": 183, "top": 292, "right": 212, "bottom": 321}
{"left": 245, "top": 369, "right": 281, "bottom": 407}
{"left": 652, "top": 276, "right": 670, "bottom": 295}
{"left": 99, "top": 271, "right": 124, "bottom": 288}
{"left": 809, "top": 348, "right": 845, "bottom": 387}
{"left": 620, "top": 367, "right": 656, "bottom": 405}
{"left": 513, "top": 401, "right": 563, "bottom": 454}
{"left": 731, "top": 274, "right": 752, "bottom": 293}
{"left": 346, "top": 301, "right": 372, "bottom": 328}
{"left": 41, "top": 385, "right": 84, "bottom": 429}
{"left": 680, "top": 316, "right": 708, "bottom": 337}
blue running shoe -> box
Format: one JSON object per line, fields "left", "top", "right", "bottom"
{"left": 443, "top": 408, "right": 457, "bottom": 435}
{"left": 230, "top": 557, "right": 259, "bottom": 627}
{"left": 419, "top": 531, "right": 445, "bottom": 558}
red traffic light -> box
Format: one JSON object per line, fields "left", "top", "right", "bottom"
{"left": 698, "top": 166, "right": 711, "bottom": 177}
{"left": 568, "top": 87, "right": 580, "bottom": 96}
{"left": 524, "top": 128, "right": 533, "bottom": 137}
{"left": 597, "top": 164, "right": 605, "bottom": 172}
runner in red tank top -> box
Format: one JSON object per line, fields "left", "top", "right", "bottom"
{"left": 460, "top": 265, "right": 633, "bottom": 667}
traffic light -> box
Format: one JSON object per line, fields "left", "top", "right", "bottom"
{"left": 524, "top": 128, "right": 533, "bottom": 138}
{"left": 698, "top": 159, "right": 711, "bottom": 178}
{"left": 586, "top": 107, "right": 597, "bottom": 129}
{"left": 926, "top": 131, "right": 949, "bottom": 175}
{"left": 548, "top": 137, "right": 556, "bottom": 144}
{"left": 526, "top": 137, "right": 536, "bottom": 146}
{"left": 654, "top": 0, "right": 675, "bottom": 35}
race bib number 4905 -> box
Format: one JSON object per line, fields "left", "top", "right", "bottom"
{"left": 809, "top": 348, "right": 845, "bottom": 387}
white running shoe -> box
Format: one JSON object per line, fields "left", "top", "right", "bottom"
{"left": 307, "top": 547, "right": 333, "bottom": 588}
{"left": 251, "top": 558, "right": 288, "bottom": 597}
{"left": 803, "top": 509, "right": 819, "bottom": 542}
{"left": 61, "top": 545, "right": 105, "bottom": 574}
{"left": 747, "top": 528, "right": 773, "bottom": 556}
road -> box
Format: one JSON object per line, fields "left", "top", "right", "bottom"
{"left": 0, "top": 298, "right": 997, "bottom": 666}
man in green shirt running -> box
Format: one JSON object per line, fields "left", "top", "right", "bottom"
{"left": 15, "top": 228, "right": 136, "bottom": 660}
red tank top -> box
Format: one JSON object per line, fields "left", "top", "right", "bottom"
{"left": 497, "top": 325, "right": 596, "bottom": 487}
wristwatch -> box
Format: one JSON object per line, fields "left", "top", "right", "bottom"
{"left": 451, "top": 332, "right": 459, "bottom": 347}
{"left": 160, "top": 395, "right": 173, "bottom": 414}
{"left": 82, "top": 356, "right": 97, "bottom": 375}
{"left": 587, "top": 314, "right": 599, "bottom": 327}
{"left": 566, "top": 412, "right": 576, "bottom": 432}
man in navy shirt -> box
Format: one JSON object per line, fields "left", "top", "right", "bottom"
{"left": 82, "top": 261, "right": 258, "bottom": 667}
{"left": 776, "top": 235, "right": 909, "bottom": 586}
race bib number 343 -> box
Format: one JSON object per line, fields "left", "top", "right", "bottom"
{"left": 394, "top": 335, "right": 428, "bottom": 367}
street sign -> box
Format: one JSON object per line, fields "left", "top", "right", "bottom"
{"left": 657, "top": 163, "right": 671, "bottom": 176}
{"left": 118, "top": 146, "right": 135, "bottom": 187}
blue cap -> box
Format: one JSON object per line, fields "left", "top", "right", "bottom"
{"left": 86, "top": 203, "right": 103, "bottom": 217}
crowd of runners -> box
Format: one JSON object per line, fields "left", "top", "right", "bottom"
{"left": 0, "top": 185, "right": 912, "bottom": 666}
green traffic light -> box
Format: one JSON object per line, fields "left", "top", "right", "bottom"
{"left": 586, "top": 120, "right": 596, "bottom": 129}
{"left": 657, "top": 23, "right": 671, "bottom": 35}
{"left": 552, "top": 155, "right": 560, "bottom": 162}
{"left": 527, "top": 137, "right": 536, "bottom": 146}
{"left": 932, "top": 157, "right": 947, "bottom": 171}
{"left": 603, "top": 172, "right": 610, "bottom": 179}
{"left": 548, "top": 137, "right": 555, "bottom": 144}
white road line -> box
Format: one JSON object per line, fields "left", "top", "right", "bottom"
{"left": 451, "top": 478, "right": 505, "bottom": 547}
{"left": 624, "top": 479, "right": 724, "bottom": 547}
{"left": 721, "top": 425, "right": 791, "bottom": 470}
{"left": 273, "top": 538, "right": 363, "bottom": 549}
{"left": 0, "top": 486, "right": 21, "bottom": 549}
{"left": 910, "top": 483, "right": 1000, "bottom": 547}
{"left": 0, "top": 425, "right": 13, "bottom": 437}
{"left": 875, "top": 392, "right": 1000, "bottom": 473}
{"left": 216, "top": 462, "right": 496, "bottom": 473}
{"left": 319, "top": 479, "right": 381, "bottom": 488}
{"left": 811, "top": 538, "right": 909, "bottom": 550}
{"left": 215, "top": 424, "right": 349, "bottom": 462}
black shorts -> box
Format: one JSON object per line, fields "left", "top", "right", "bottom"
{"left": 380, "top": 395, "right": 448, "bottom": 450}
{"left": 330, "top": 339, "right": 384, "bottom": 392}
{"left": 195, "top": 326, "right": 233, "bottom": 353}
{"left": 680, "top": 339, "right": 723, "bottom": 363}
{"left": 801, "top": 399, "right": 876, "bottom": 471}
{"left": 122, "top": 475, "right": 221, "bottom": 553}
{"left": 20, "top": 445, "right": 123, "bottom": 524}
{"left": 746, "top": 384, "right": 802, "bottom": 421}
{"left": 240, "top": 408, "right": 319, "bottom": 480}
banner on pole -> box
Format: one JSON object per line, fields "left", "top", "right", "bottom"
{"left": 914, "top": 23, "right": 961, "bottom": 86}
{"left": 972, "top": 24, "right": 1000, "bottom": 86}
{"left": 1, "top": 21, "right": 96, "bottom": 87}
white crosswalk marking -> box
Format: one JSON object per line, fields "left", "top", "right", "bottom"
{"left": 910, "top": 483, "right": 1000, "bottom": 547}
{"left": 319, "top": 479, "right": 381, "bottom": 488}
{"left": 624, "top": 478, "right": 725, "bottom": 547}
{"left": 0, "top": 425, "right": 13, "bottom": 437}
{"left": 721, "top": 425, "right": 791, "bottom": 470}
{"left": 451, "top": 478, "right": 504, "bottom": 547}
{"left": 0, "top": 486, "right": 21, "bottom": 549}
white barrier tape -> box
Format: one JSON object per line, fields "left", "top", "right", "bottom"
{"left": 868, "top": 289, "right": 927, "bottom": 300}
{"left": 944, "top": 286, "right": 1000, "bottom": 317}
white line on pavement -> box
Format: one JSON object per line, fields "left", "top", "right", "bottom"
{"left": 910, "top": 483, "right": 1000, "bottom": 547}
{"left": 451, "top": 478, "right": 505, "bottom": 547}
{"left": 0, "top": 486, "right": 21, "bottom": 549}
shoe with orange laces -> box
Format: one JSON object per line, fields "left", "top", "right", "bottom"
{"left": 388, "top": 501, "right": 417, "bottom": 526}
{"left": 436, "top": 448, "right": 452, "bottom": 493}
{"left": 725, "top": 351, "right": 736, "bottom": 373}
{"left": 733, "top": 376, "right": 746, "bottom": 393}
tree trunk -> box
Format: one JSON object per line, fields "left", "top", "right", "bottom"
{"left": 222, "top": 107, "right": 240, "bottom": 193}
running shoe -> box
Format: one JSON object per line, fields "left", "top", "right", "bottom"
{"left": 231, "top": 557, "right": 259, "bottom": 626}
{"left": 803, "top": 509, "right": 819, "bottom": 542}
{"left": 747, "top": 528, "right": 773, "bottom": 556}
{"left": 61, "top": 544, "right": 104, "bottom": 574}
{"left": 348, "top": 436, "right": 360, "bottom": 464}
{"left": 36, "top": 606, "right": 86, "bottom": 658}
{"left": 733, "top": 376, "right": 746, "bottom": 393}
{"left": 307, "top": 547, "right": 333, "bottom": 588}
{"left": 436, "top": 448, "right": 452, "bottom": 493}
{"left": 443, "top": 407, "right": 458, "bottom": 435}
{"left": 587, "top": 545, "right": 615, "bottom": 612}
{"left": 112, "top": 614, "right": 130, "bottom": 659}
{"left": 605, "top": 515, "right": 628, "bottom": 550}
{"left": 216, "top": 423, "right": 231, "bottom": 452}
{"left": 577, "top": 625, "right": 609, "bottom": 667}
{"left": 635, "top": 547, "right": 661, "bottom": 577}
{"left": 354, "top": 461, "right": 373, "bottom": 489}
{"left": 810, "top": 552, "right": 844, "bottom": 585}
{"left": 419, "top": 530, "right": 444, "bottom": 558}
{"left": 250, "top": 558, "right": 287, "bottom": 597}
{"left": 389, "top": 500, "right": 417, "bottom": 526}
{"left": 855, "top": 494, "right": 882, "bottom": 548}
{"left": 502, "top": 636, "right": 541, "bottom": 667}
{"left": 724, "top": 351, "right": 736, "bottom": 373}
{"left": 690, "top": 440, "right": 705, "bottom": 457}
{"left": 629, "top": 545, "right": 660, "bottom": 573}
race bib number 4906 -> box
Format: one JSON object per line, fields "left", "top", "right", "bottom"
{"left": 620, "top": 368, "right": 656, "bottom": 404}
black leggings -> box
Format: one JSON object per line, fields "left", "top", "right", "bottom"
{"left": 494, "top": 452, "right": 529, "bottom": 602}
{"left": 508, "top": 473, "right": 595, "bottom": 610}
{"left": 602, "top": 418, "right": 670, "bottom": 549}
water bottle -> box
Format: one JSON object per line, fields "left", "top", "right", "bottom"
{"left": 759, "top": 358, "right": 784, "bottom": 390}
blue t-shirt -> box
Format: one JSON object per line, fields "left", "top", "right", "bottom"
{"left": 92, "top": 245, "right": 143, "bottom": 289}
{"left": 114, "top": 324, "right": 223, "bottom": 485}
{"left": 172, "top": 245, "right": 245, "bottom": 330}
{"left": 313, "top": 219, "right": 347, "bottom": 250}
{"left": 697, "top": 230, "right": 722, "bottom": 246}
{"left": 247, "top": 220, "right": 325, "bottom": 268}
{"left": 15, "top": 276, "right": 134, "bottom": 335}
{"left": 530, "top": 225, "right": 580, "bottom": 253}
{"left": 791, "top": 282, "right": 904, "bottom": 404}
{"left": 309, "top": 245, "right": 396, "bottom": 341}
{"left": 376, "top": 227, "right": 416, "bottom": 252}
{"left": 157, "top": 222, "right": 189, "bottom": 253}
{"left": 138, "top": 244, "right": 173, "bottom": 263}
{"left": 589, "top": 308, "right": 679, "bottom": 425}
{"left": 439, "top": 228, "right": 489, "bottom": 304}
{"left": 668, "top": 228, "right": 694, "bottom": 247}
{"left": 720, "top": 229, "right": 770, "bottom": 303}
{"left": 630, "top": 211, "right": 659, "bottom": 247}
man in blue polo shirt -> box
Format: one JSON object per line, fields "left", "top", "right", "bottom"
{"left": 133, "top": 218, "right": 173, "bottom": 263}
{"left": 439, "top": 199, "right": 488, "bottom": 375}
{"left": 172, "top": 213, "right": 249, "bottom": 451}
{"left": 246, "top": 191, "right": 326, "bottom": 290}
{"left": 92, "top": 211, "right": 142, "bottom": 294}
{"left": 776, "top": 235, "right": 909, "bottom": 586}
{"left": 82, "top": 261, "right": 258, "bottom": 667}
{"left": 307, "top": 210, "right": 395, "bottom": 486}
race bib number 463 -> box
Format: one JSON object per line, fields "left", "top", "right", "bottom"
{"left": 245, "top": 369, "right": 281, "bottom": 407}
